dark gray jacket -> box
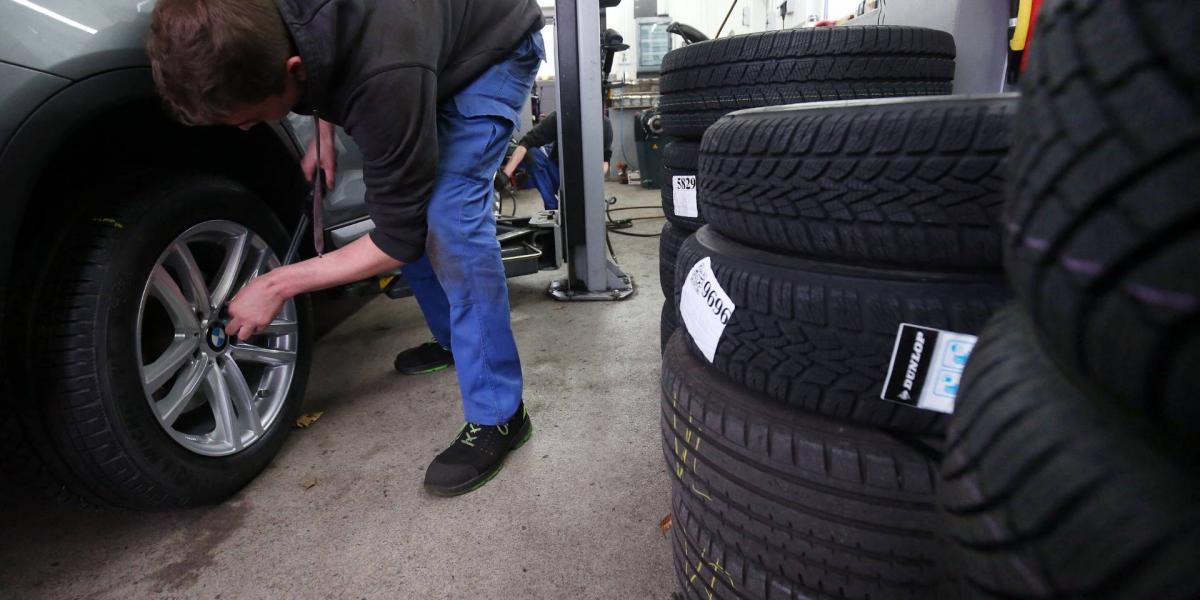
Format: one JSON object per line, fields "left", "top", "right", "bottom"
{"left": 518, "top": 111, "right": 614, "bottom": 163}
{"left": 275, "top": 0, "right": 544, "bottom": 263}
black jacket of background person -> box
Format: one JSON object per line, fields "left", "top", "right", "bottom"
{"left": 274, "top": 0, "right": 545, "bottom": 263}
{"left": 518, "top": 111, "right": 614, "bottom": 165}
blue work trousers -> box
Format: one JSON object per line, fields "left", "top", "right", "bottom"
{"left": 528, "top": 146, "right": 561, "bottom": 210}
{"left": 401, "top": 32, "right": 543, "bottom": 425}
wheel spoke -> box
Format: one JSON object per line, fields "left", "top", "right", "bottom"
{"left": 220, "top": 356, "right": 264, "bottom": 436}
{"left": 210, "top": 229, "right": 250, "bottom": 310}
{"left": 260, "top": 319, "right": 298, "bottom": 336}
{"left": 150, "top": 265, "right": 201, "bottom": 332}
{"left": 156, "top": 356, "right": 209, "bottom": 427}
{"left": 205, "top": 363, "right": 242, "bottom": 452}
{"left": 246, "top": 248, "right": 272, "bottom": 282}
{"left": 167, "top": 242, "right": 211, "bottom": 321}
{"left": 143, "top": 336, "right": 199, "bottom": 393}
{"left": 230, "top": 342, "right": 296, "bottom": 366}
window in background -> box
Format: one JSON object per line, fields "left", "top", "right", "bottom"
{"left": 637, "top": 17, "right": 672, "bottom": 75}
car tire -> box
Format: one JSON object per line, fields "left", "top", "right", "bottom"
{"left": 659, "top": 26, "right": 957, "bottom": 140}
{"left": 700, "top": 95, "right": 1017, "bottom": 271}
{"left": 22, "top": 175, "right": 312, "bottom": 510}
{"left": 674, "top": 227, "right": 1008, "bottom": 433}
{"left": 938, "top": 306, "right": 1200, "bottom": 599}
{"left": 660, "top": 221, "right": 690, "bottom": 298}
{"left": 1004, "top": 0, "right": 1200, "bottom": 438}
{"left": 661, "top": 299, "right": 678, "bottom": 354}
{"left": 663, "top": 333, "right": 956, "bottom": 599}
{"left": 661, "top": 141, "right": 705, "bottom": 232}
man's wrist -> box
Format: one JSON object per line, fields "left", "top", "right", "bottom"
{"left": 263, "top": 267, "right": 298, "bottom": 301}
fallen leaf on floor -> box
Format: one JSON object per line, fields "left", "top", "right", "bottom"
{"left": 294, "top": 412, "right": 324, "bottom": 429}
{"left": 302, "top": 476, "right": 318, "bottom": 490}
{"left": 659, "top": 512, "right": 673, "bottom": 536}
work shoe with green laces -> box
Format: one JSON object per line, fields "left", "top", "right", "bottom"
{"left": 423, "top": 404, "right": 532, "bottom": 497}
{"left": 393, "top": 341, "right": 454, "bottom": 375}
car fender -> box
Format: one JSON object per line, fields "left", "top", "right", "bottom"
{"left": 0, "top": 67, "right": 302, "bottom": 317}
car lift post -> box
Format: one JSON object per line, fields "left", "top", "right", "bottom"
{"left": 547, "top": 0, "right": 635, "bottom": 302}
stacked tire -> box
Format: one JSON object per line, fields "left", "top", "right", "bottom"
{"left": 664, "top": 93, "right": 1018, "bottom": 599}
{"left": 938, "top": 0, "right": 1200, "bottom": 597}
{"left": 658, "top": 26, "right": 958, "bottom": 351}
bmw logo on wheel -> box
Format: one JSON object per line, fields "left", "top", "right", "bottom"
{"left": 207, "top": 322, "right": 229, "bottom": 352}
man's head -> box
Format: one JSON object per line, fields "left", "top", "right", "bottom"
{"left": 146, "top": 0, "right": 304, "bottom": 129}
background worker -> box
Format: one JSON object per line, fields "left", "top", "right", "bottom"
{"left": 502, "top": 111, "right": 614, "bottom": 210}
{"left": 147, "top": 0, "right": 544, "bottom": 496}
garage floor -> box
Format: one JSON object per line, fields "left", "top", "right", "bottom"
{"left": 0, "top": 183, "right": 676, "bottom": 599}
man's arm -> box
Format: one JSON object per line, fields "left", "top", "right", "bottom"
{"left": 226, "top": 235, "right": 401, "bottom": 340}
{"left": 269, "top": 235, "right": 401, "bottom": 298}
{"left": 503, "top": 144, "right": 529, "bottom": 179}
{"left": 517, "top": 111, "right": 557, "bottom": 150}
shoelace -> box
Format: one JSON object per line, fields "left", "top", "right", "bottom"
{"left": 458, "top": 422, "right": 510, "bottom": 447}
{"left": 460, "top": 424, "right": 482, "bottom": 447}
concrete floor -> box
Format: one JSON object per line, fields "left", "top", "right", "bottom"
{"left": 0, "top": 184, "right": 675, "bottom": 600}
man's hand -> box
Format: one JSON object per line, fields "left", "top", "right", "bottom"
{"left": 502, "top": 145, "right": 529, "bottom": 182}
{"left": 226, "top": 275, "right": 286, "bottom": 341}
{"left": 222, "top": 236, "right": 403, "bottom": 342}
{"left": 301, "top": 119, "right": 339, "bottom": 187}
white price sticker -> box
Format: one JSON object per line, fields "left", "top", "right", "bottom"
{"left": 680, "top": 257, "right": 735, "bottom": 362}
{"left": 672, "top": 175, "right": 698, "bottom": 218}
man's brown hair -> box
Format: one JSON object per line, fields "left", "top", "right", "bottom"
{"left": 146, "top": 0, "right": 293, "bottom": 125}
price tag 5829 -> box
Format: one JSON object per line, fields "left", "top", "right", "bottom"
{"left": 672, "top": 175, "right": 698, "bottom": 218}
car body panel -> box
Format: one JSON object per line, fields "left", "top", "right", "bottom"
{"left": 0, "top": 0, "right": 152, "bottom": 79}
{"left": 0, "top": 60, "right": 70, "bottom": 154}
{"left": 286, "top": 114, "right": 371, "bottom": 235}
{"left": 0, "top": 67, "right": 157, "bottom": 299}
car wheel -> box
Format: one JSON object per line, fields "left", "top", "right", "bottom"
{"left": 663, "top": 332, "right": 957, "bottom": 599}
{"left": 674, "top": 227, "right": 1008, "bottom": 434}
{"left": 939, "top": 306, "right": 1200, "bottom": 598}
{"left": 25, "top": 174, "right": 312, "bottom": 509}
{"left": 659, "top": 26, "right": 957, "bottom": 140}
{"left": 661, "top": 141, "right": 704, "bottom": 232}
{"left": 660, "top": 299, "right": 678, "bottom": 354}
{"left": 1005, "top": 0, "right": 1200, "bottom": 440}
{"left": 659, "top": 221, "right": 690, "bottom": 299}
{"left": 700, "top": 95, "right": 1017, "bottom": 271}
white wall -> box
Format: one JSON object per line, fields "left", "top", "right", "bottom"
{"left": 536, "top": 1, "right": 871, "bottom": 83}
{"left": 598, "top": 0, "right": 878, "bottom": 82}
{"left": 605, "top": 0, "right": 783, "bottom": 82}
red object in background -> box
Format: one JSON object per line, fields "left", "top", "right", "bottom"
{"left": 1021, "top": 0, "right": 1044, "bottom": 72}
{"left": 815, "top": 19, "right": 837, "bottom": 27}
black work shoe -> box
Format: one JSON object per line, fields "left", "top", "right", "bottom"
{"left": 423, "top": 404, "right": 532, "bottom": 497}
{"left": 394, "top": 341, "right": 454, "bottom": 375}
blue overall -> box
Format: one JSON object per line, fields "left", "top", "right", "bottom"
{"left": 528, "top": 146, "right": 561, "bottom": 210}
{"left": 400, "top": 32, "right": 543, "bottom": 425}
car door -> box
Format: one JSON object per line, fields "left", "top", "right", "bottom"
{"left": 286, "top": 114, "right": 375, "bottom": 249}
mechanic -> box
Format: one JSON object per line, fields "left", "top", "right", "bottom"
{"left": 146, "top": 0, "right": 543, "bottom": 497}
{"left": 502, "top": 111, "right": 614, "bottom": 210}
